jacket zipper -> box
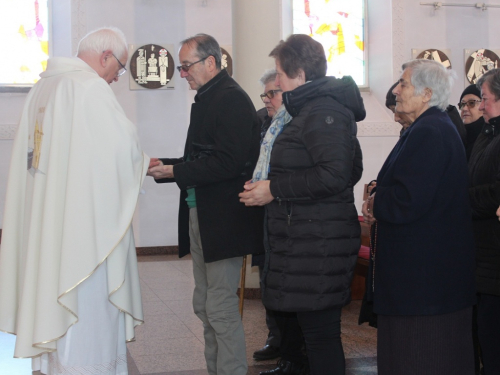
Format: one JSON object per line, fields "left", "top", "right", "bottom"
{"left": 286, "top": 201, "right": 293, "bottom": 226}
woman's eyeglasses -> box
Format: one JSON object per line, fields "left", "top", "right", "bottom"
{"left": 458, "top": 99, "right": 481, "bottom": 110}
{"left": 260, "top": 89, "right": 283, "bottom": 102}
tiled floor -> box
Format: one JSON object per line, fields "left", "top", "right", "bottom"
{"left": 0, "top": 254, "right": 378, "bottom": 375}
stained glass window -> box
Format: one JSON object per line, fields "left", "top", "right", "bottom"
{"left": 293, "top": 0, "right": 367, "bottom": 87}
{"left": 0, "top": 0, "right": 50, "bottom": 87}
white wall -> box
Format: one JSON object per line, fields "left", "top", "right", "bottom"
{"left": 1, "top": 0, "right": 498, "bottom": 246}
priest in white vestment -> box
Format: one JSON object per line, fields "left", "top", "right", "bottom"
{"left": 0, "top": 27, "right": 148, "bottom": 375}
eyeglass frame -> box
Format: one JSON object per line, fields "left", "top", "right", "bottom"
{"left": 260, "top": 89, "right": 283, "bottom": 102}
{"left": 102, "top": 51, "right": 127, "bottom": 77}
{"left": 176, "top": 57, "right": 209, "bottom": 73}
{"left": 458, "top": 99, "right": 481, "bottom": 110}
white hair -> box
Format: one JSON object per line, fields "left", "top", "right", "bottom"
{"left": 402, "top": 59, "right": 456, "bottom": 111}
{"left": 259, "top": 69, "right": 277, "bottom": 86}
{"left": 77, "top": 27, "right": 128, "bottom": 59}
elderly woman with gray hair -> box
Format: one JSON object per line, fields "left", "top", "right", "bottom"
{"left": 362, "top": 59, "right": 476, "bottom": 375}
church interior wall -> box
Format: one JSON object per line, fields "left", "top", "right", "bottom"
{"left": 0, "top": 0, "right": 498, "bottom": 248}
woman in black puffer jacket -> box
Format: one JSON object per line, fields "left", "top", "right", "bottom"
{"left": 240, "top": 34, "right": 365, "bottom": 375}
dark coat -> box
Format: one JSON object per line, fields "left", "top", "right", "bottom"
{"left": 465, "top": 116, "right": 485, "bottom": 161}
{"left": 262, "top": 76, "right": 365, "bottom": 312}
{"left": 372, "top": 107, "right": 476, "bottom": 316}
{"left": 468, "top": 115, "right": 500, "bottom": 295}
{"left": 156, "top": 70, "right": 264, "bottom": 262}
{"left": 446, "top": 104, "right": 467, "bottom": 146}
{"left": 252, "top": 108, "right": 273, "bottom": 268}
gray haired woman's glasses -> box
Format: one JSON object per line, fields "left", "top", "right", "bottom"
{"left": 260, "top": 89, "right": 283, "bottom": 102}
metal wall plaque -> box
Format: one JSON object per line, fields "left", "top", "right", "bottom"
{"left": 129, "top": 44, "right": 175, "bottom": 90}
{"left": 465, "top": 48, "right": 500, "bottom": 84}
{"left": 412, "top": 48, "right": 452, "bottom": 69}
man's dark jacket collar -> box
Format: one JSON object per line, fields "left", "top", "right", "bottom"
{"left": 195, "top": 70, "right": 229, "bottom": 102}
{"left": 484, "top": 114, "right": 500, "bottom": 137}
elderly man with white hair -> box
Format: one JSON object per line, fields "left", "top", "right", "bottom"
{"left": 0, "top": 27, "right": 148, "bottom": 375}
{"left": 362, "top": 59, "right": 476, "bottom": 375}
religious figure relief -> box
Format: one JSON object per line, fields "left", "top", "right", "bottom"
{"left": 159, "top": 49, "right": 169, "bottom": 85}
{"left": 147, "top": 52, "right": 160, "bottom": 82}
{"left": 135, "top": 49, "right": 147, "bottom": 84}
{"left": 221, "top": 54, "right": 228, "bottom": 70}
{"left": 28, "top": 107, "right": 45, "bottom": 170}
{"left": 130, "top": 44, "right": 175, "bottom": 89}
{"left": 416, "top": 49, "right": 451, "bottom": 69}
{"left": 220, "top": 47, "right": 233, "bottom": 77}
{"left": 466, "top": 49, "right": 500, "bottom": 84}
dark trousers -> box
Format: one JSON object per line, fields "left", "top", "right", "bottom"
{"left": 477, "top": 293, "right": 500, "bottom": 375}
{"left": 377, "top": 307, "right": 474, "bottom": 375}
{"left": 258, "top": 265, "right": 281, "bottom": 348}
{"left": 275, "top": 308, "right": 345, "bottom": 375}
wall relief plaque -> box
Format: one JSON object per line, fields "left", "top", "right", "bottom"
{"left": 129, "top": 44, "right": 175, "bottom": 90}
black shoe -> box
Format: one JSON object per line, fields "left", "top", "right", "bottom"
{"left": 253, "top": 344, "right": 280, "bottom": 361}
{"left": 259, "top": 359, "right": 308, "bottom": 375}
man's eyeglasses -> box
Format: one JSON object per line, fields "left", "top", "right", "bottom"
{"left": 458, "top": 99, "right": 481, "bottom": 110}
{"left": 176, "top": 57, "right": 208, "bottom": 73}
{"left": 112, "top": 53, "right": 127, "bottom": 77}
{"left": 260, "top": 89, "right": 283, "bottom": 102}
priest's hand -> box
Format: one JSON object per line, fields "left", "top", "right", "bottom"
{"left": 239, "top": 180, "right": 273, "bottom": 206}
{"left": 147, "top": 161, "right": 174, "bottom": 179}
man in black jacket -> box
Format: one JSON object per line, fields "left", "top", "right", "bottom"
{"left": 147, "top": 34, "right": 263, "bottom": 375}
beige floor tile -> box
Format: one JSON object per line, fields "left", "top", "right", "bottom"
{"left": 127, "top": 336, "right": 204, "bottom": 357}
{"left": 133, "top": 351, "right": 208, "bottom": 373}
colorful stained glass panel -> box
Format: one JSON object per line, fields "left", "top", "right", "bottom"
{"left": 293, "top": 0, "right": 366, "bottom": 86}
{"left": 0, "top": 0, "right": 50, "bottom": 86}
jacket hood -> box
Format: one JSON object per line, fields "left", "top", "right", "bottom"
{"left": 40, "top": 57, "right": 98, "bottom": 79}
{"left": 282, "top": 75, "right": 366, "bottom": 121}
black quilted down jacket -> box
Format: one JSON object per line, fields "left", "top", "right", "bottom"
{"left": 262, "top": 76, "right": 365, "bottom": 312}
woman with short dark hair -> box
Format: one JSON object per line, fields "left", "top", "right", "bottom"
{"left": 240, "top": 34, "right": 364, "bottom": 375}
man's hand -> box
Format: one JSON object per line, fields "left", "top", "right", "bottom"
{"left": 497, "top": 205, "right": 500, "bottom": 221}
{"left": 362, "top": 193, "right": 376, "bottom": 225}
{"left": 239, "top": 180, "right": 273, "bottom": 206}
{"left": 147, "top": 158, "right": 174, "bottom": 179}
{"left": 149, "top": 158, "right": 162, "bottom": 169}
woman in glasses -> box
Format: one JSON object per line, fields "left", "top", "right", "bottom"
{"left": 240, "top": 34, "right": 364, "bottom": 375}
{"left": 459, "top": 84, "right": 484, "bottom": 160}
{"left": 256, "top": 70, "right": 283, "bottom": 142}
{"left": 252, "top": 69, "right": 283, "bottom": 363}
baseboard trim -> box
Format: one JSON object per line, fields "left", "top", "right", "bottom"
{"left": 136, "top": 246, "right": 179, "bottom": 256}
